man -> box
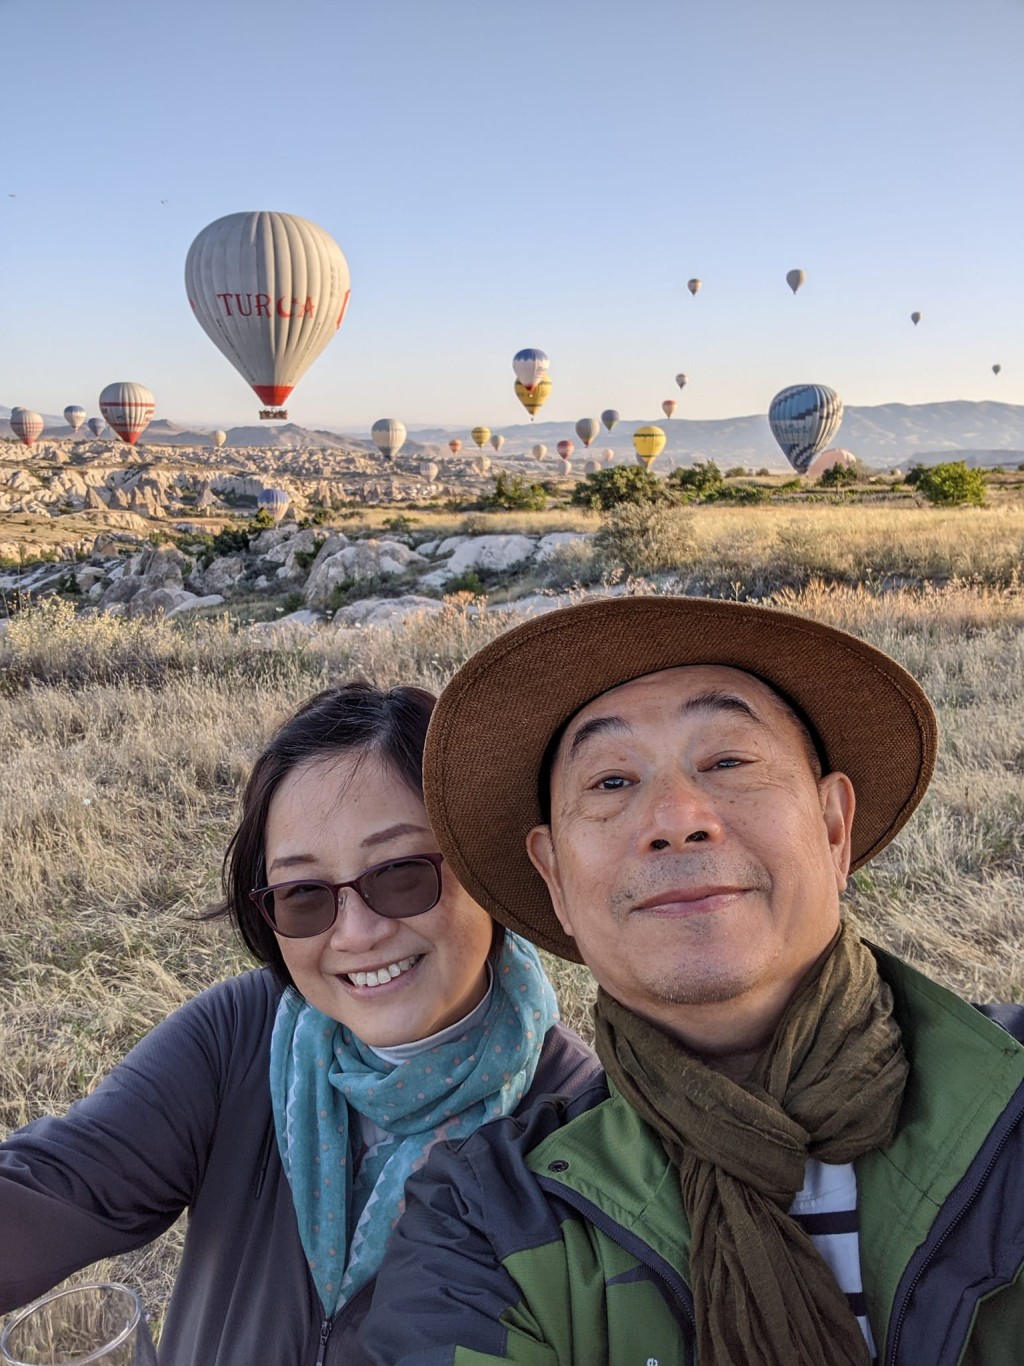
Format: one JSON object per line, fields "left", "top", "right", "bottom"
{"left": 363, "top": 596, "right": 1024, "bottom": 1365}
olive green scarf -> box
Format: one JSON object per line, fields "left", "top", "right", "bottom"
{"left": 593, "top": 922, "right": 908, "bottom": 1366}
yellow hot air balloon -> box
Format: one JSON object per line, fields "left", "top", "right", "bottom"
{"left": 471, "top": 426, "right": 491, "bottom": 449}
{"left": 633, "top": 424, "right": 667, "bottom": 469}
{"left": 514, "top": 374, "right": 552, "bottom": 419}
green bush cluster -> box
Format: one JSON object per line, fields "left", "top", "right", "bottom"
{"left": 483, "top": 473, "right": 548, "bottom": 512}
{"left": 570, "top": 465, "right": 667, "bottom": 512}
{"left": 818, "top": 463, "right": 859, "bottom": 488}
{"left": 913, "top": 462, "right": 987, "bottom": 507}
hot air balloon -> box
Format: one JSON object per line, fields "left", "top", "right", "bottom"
{"left": 661, "top": 400, "right": 677, "bottom": 419}
{"left": 532, "top": 443, "right": 548, "bottom": 461}
{"left": 556, "top": 440, "right": 574, "bottom": 461}
{"left": 911, "top": 312, "right": 922, "bottom": 326}
{"left": 185, "top": 210, "right": 351, "bottom": 419}
{"left": 993, "top": 364, "right": 1002, "bottom": 376}
{"left": 472, "top": 454, "right": 491, "bottom": 475}
{"left": 575, "top": 417, "right": 600, "bottom": 448}
{"left": 767, "top": 384, "right": 844, "bottom": 474}
{"left": 87, "top": 418, "right": 106, "bottom": 438}
{"left": 471, "top": 427, "right": 491, "bottom": 449}
{"left": 512, "top": 348, "right": 549, "bottom": 392}
{"left": 258, "top": 487, "right": 291, "bottom": 524}
{"left": 211, "top": 429, "right": 227, "bottom": 448}
{"left": 371, "top": 419, "right": 406, "bottom": 461}
{"left": 420, "top": 461, "right": 439, "bottom": 483}
{"left": 687, "top": 278, "right": 702, "bottom": 296}
{"left": 63, "top": 405, "right": 86, "bottom": 432}
{"left": 99, "top": 382, "right": 155, "bottom": 445}
{"left": 11, "top": 410, "right": 44, "bottom": 447}
{"left": 514, "top": 375, "right": 552, "bottom": 419}
{"left": 601, "top": 409, "right": 619, "bottom": 431}
{"left": 786, "top": 269, "right": 807, "bottom": 295}
{"left": 448, "top": 438, "right": 462, "bottom": 456}
{"left": 558, "top": 458, "right": 572, "bottom": 477}
{"left": 490, "top": 434, "right": 505, "bottom": 453}
{"left": 808, "top": 448, "right": 857, "bottom": 478}
{"left": 675, "top": 374, "right": 688, "bottom": 390}
{"left": 603, "top": 448, "right": 615, "bottom": 463}
{"left": 633, "top": 425, "right": 667, "bottom": 469}
{"left": 584, "top": 459, "right": 599, "bottom": 474}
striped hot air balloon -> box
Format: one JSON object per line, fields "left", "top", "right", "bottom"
{"left": 575, "top": 418, "right": 600, "bottom": 448}
{"left": 420, "top": 461, "right": 439, "bottom": 483}
{"left": 64, "top": 405, "right": 86, "bottom": 432}
{"left": 514, "top": 375, "right": 551, "bottom": 419}
{"left": 87, "top": 417, "right": 106, "bottom": 438}
{"left": 371, "top": 418, "right": 407, "bottom": 460}
{"left": 512, "top": 348, "right": 549, "bottom": 392}
{"left": 185, "top": 211, "right": 351, "bottom": 419}
{"left": 767, "top": 384, "right": 844, "bottom": 474}
{"left": 556, "top": 440, "right": 574, "bottom": 461}
{"left": 633, "top": 425, "right": 667, "bottom": 469}
{"left": 471, "top": 427, "right": 491, "bottom": 449}
{"left": 99, "top": 382, "right": 155, "bottom": 445}
{"left": 490, "top": 434, "right": 505, "bottom": 453}
{"left": 11, "top": 410, "right": 44, "bottom": 447}
{"left": 258, "top": 487, "right": 291, "bottom": 523}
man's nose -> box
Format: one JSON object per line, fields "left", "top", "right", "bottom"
{"left": 642, "top": 769, "right": 725, "bottom": 851}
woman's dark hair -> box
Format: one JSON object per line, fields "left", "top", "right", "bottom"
{"left": 210, "top": 682, "right": 476, "bottom": 990}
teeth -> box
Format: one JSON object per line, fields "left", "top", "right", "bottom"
{"left": 348, "top": 956, "right": 419, "bottom": 989}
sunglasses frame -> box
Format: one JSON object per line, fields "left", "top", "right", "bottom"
{"left": 250, "top": 851, "right": 445, "bottom": 938}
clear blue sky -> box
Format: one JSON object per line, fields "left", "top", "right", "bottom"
{"left": 2, "top": 0, "right": 1022, "bottom": 430}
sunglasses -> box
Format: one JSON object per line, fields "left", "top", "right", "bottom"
{"left": 250, "top": 852, "right": 445, "bottom": 939}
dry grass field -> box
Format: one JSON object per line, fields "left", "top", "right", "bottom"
{"left": 2, "top": 501, "right": 1024, "bottom": 1338}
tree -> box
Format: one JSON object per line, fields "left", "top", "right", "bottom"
{"left": 915, "top": 461, "right": 986, "bottom": 507}
{"left": 667, "top": 460, "right": 724, "bottom": 500}
{"left": 483, "top": 472, "right": 547, "bottom": 512}
{"left": 570, "top": 465, "right": 668, "bottom": 512}
{"left": 817, "top": 463, "right": 858, "bottom": 488}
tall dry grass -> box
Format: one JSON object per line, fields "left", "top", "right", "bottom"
{"left": 2, "top": 570, "right": 1023, "bottom": 1334}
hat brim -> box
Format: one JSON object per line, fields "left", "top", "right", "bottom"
{"left": 423, "top": 596, "right": 937, "bottom": 963}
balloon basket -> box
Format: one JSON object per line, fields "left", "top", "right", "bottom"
{"left": 259, "top": 408, "right": 288, "bottom": 420}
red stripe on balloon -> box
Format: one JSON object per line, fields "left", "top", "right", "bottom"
{"left": 252, "top": 384, "right": 294, "bottom": 405}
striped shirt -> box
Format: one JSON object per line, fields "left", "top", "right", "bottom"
{"left": 790, "top": 1159, "right": 876, "bottom": 1361}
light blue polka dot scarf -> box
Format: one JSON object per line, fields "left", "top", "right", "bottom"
{"left": 269, "top": 932, "right": 559, "bottom": 1315}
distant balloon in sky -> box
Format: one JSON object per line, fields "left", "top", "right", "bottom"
{"left": 87, "top": 417, "right": 106, "bottom": 438}
{"left": 99, "top": 382, "right": 155, "bottom": 445}
{"left": 371, "top": 418, "right": 407, "bottom": 460}
{"left": 633, "top": 425, "right": 667, "bottom": 468}
{"left": 63, "top": 405, "right": 86, "bottom": 432}
{"left": 556, "top": 440, "right": 574, "bottom": 461}
{"left": 490, "top": 434, "right": 505, "bottom": 453}
{"left": 600, "top": 409, "right": 619, "bottom": 431}
{"left": 675, "top": 374, "right": 688, "bottom": 390}
{"left": 471, "top": 426, "right": 491, "bottom": 449}
{"left": 472, "top": 453, "right": 491, "bottom": 475}
{"left": 448, "top": 438, "right": 462, "bottom": 456}
{"left": 420, "top": 461, "right": 439, "bottom": 483}
{"left": 603, "top": 447, "right": 615, "bottom": 463}
{"left": 212, "top": 429, "right": 227, "bottom": 448}
{"left": 532, "top": 443, "right": 547, "bottom": 460}
{"left": 575, "top": 417, "right": 600, "bottom": 448}
{"left": 185, "top": 210, "right": 351, "bottom": 419}
{"left": 661, "top": 400, "right": 677, "bottom": 419}
{"left": 786, "top": 269, "right": 807, "bottom": 295}
{"left": 512, "top": 348, "right": 549, "bottom": 392}
{"left": 993, "top": 364, "right": 1002, "bottom": 375}
{"left": 687, "top": 278, "right": 702, "bottom": 296}
{"left": 11, "top": 409, "right": 44, "bottom": 447}
{"left": 768, "top": 384, "right": 843, "bottom": 473}
{"left": 910, "top": 312, "right": 922, "bottom": 326}
{"left": 258, "top": 487, "right": 290, "bottom": 523}
{"left": 514, "top": 375, "right": 551, "bottom": 419}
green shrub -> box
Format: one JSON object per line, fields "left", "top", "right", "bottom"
{"left": 292, "top": 538, "right": 325, "bottom": 572}
{"left": 383, "top": 513, "right": 420, "bottom": 533}
{"left": 706, "top": 481, "right": 770, "bottom": 504}
{"left": 442, "top": 569, "right": 485, "bottom": 595}
{"left": 724, "top": 466, "right": 749, "bottom": 478}
{"left": 915, "top": 462, "right": 987, "bottom": 507}
{"left": 667, "top": 461, "right": 724, "bottom": 500}
{"left": 281, "top": 591, "right": 304, "bottom": 614}
{"left": 483, "top": 473, "right": 547, "bottom": 512}
{"left": 903, "top": 464, "right": 926, "bottom": 488}
{"left": 592, "top": 504, "right": 697, "bottom": 576}
{"left": 570, "top": 465, "right": 667, "bottom": 512}
{"left": 818, "top": 463, "right": 858, "bottom": 488}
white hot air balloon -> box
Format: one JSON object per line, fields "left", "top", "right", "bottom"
{"left": 11, "top": 410, "right": 44, "bottom": 447}
{"left": 490, "top": 434, "right": 505, "bottom": 453}
{"left": 603, "top": 447, "right": 615, "bottom": 463}
{"left": 185, "top": 211, "right": 351, "bottom": 419}
{"left": 420, "top": 461, "right": 439, "bottom": 483}
{"left": 371, "top": 418, "right": 407, "bottom": 460}
{"left": 99, "top": 382, "right": 155, "bottom": 445}
{"left": 558, "top": 458, "right": 572, "bottom": 476}
{"left": 512, "top": 348, "right": 549, "bottom": 392}
{"left": 211, "top": 429, "right": 227, "bottom": 448}
{"left": 472, "top": 454, "right": 491, "bottom": 476}
{"left": 64, "top": 405, "right": 86, "bottom": 432}
{"left": 532, "top": 443, "right": 547, "bottom": 460}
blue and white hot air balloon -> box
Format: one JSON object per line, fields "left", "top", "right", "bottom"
{"left": 768, "top": 384, "right": 844, "bottom": 474}
{"left": 512, "top": 348, "right": 549, "bottom": 393}
{"left": 258, "top": 487, "right": 291, "bottom": 523}
{"left": 600, "top": 409, "right": 620, "bottom": 432}
{"left": 87, "top": 417, "right": 106, "bottom": 438}
{"left": 64, "top": 405, "right": 86, "bottom": 432}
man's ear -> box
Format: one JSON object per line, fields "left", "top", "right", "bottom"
{"left": 526, "top": 824, "right": 576, "bottom": 940}
{"left": 819, "top": 771, "right": 855, "bottom": 892}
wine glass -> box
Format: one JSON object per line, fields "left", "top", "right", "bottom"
{"left": 0, "top": 1282, "right": 156, "bottom": 1365}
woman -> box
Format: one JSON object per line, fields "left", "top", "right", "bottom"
{"left": 0, "top": 683, "right": 597, "bottom": 1364}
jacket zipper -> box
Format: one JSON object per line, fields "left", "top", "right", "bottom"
{"left": 537, "top": 1176, "right": 697, "bottom": 1337}
{"left": 314, "top": 1315, "right": 333, "bottom": 1366}
{"left": 885, "top": 1101, "right": 1024, "bottom": 1366}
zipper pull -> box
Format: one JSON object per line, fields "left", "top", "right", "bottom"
{"left": 314, "top": 1316, "right": 333, "bottom": 1366}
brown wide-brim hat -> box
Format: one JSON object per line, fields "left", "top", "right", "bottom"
{"left": 423, "top": 596, "right": 938, "bottom": 963}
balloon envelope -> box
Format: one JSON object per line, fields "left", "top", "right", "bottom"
{"left": 99, "top": 382, "right": 155, "bottom": 445}
{"left": 63, "top": 405, "right": 86, "bottom": 432}
{"left": 911, "top": 312, "right": 922, "bottom": 326}
{"left": 786, "top": 269, "right": 807, "bottom": 294}
{"left": 584, "top": 459, "right": 599, "bottom": 474}
{"left": 808, "top": 447, "right": 857, "bottom": 478}
{"left": 212, "top": 429, "right": 227, "bottom": 448}
{"left": 448, "top": 438, "right": 462, "bottom": 456}
{"left": 603, "top": 448, "right": 615, "bottom": 463}
{"left": 490, "top": 434, "right": 505, "bottom": 453}
{"left": 575, "top": 417, "right": 600, "bottom": 448}
{"left": 87, "top": 417, "right": 106, "bottom": 438}
{"left": 471, "top": 427, "right": 491, "bottom": 448}
{"left": 532, "top": 443, "right": 547, "bottom": 460}
{"left": 675, "top": 374, "right": 688, "bottom": 389}
{"left": 558, "top": 458, "right": 572, "bottom": 476}
{"left": 258, "top": 487, "right": 290, "bottom": 523}
{"left": 514, "top": 375, "right": 551, "bottom": 418}
{"left": 600, "top": 409, "right": 619, "bottom": 431}
{"left": 687, "top": 278, "right": 701, "bottom": 296}
{"left": 371, "top": 418, "right": 406, "bottom": 460}
{"left": 993, "top": 364, "right": 1002, "bottom": 375}
{"left": 11, "top": 410, "right": 44, "bottom": 447}
{"left": 420, "top": 461, "right": 439, "bottom": 482}
{"left": 768, "top": 384, "right": 844, "bottom": 473}
{"left": 661, "top": 400, "right": 677, "bottom": 419}
{"left": 472, "top": 454, "right": 491, "bottom": 475}
{"left": 185, "top": 210, "right": 350, "bottom": 414}
{"left": 633, "top": 425, "right": 667, "bottom": 468}
{"left": 556, "top": 440, "right": 574, "bottom": 460}
{"left": 512, "top": 348, "right": 549, "bottom": 392}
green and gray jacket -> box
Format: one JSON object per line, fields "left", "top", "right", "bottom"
{"left": 364, "top": 951, "right": 1024, "bottom": 1366}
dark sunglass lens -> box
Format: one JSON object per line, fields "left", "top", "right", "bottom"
{"left": 362, "top": 859, "right": 440, "bottom": 919}
{"left": 267, "top": 883, "right": 337, "bottom": 937}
